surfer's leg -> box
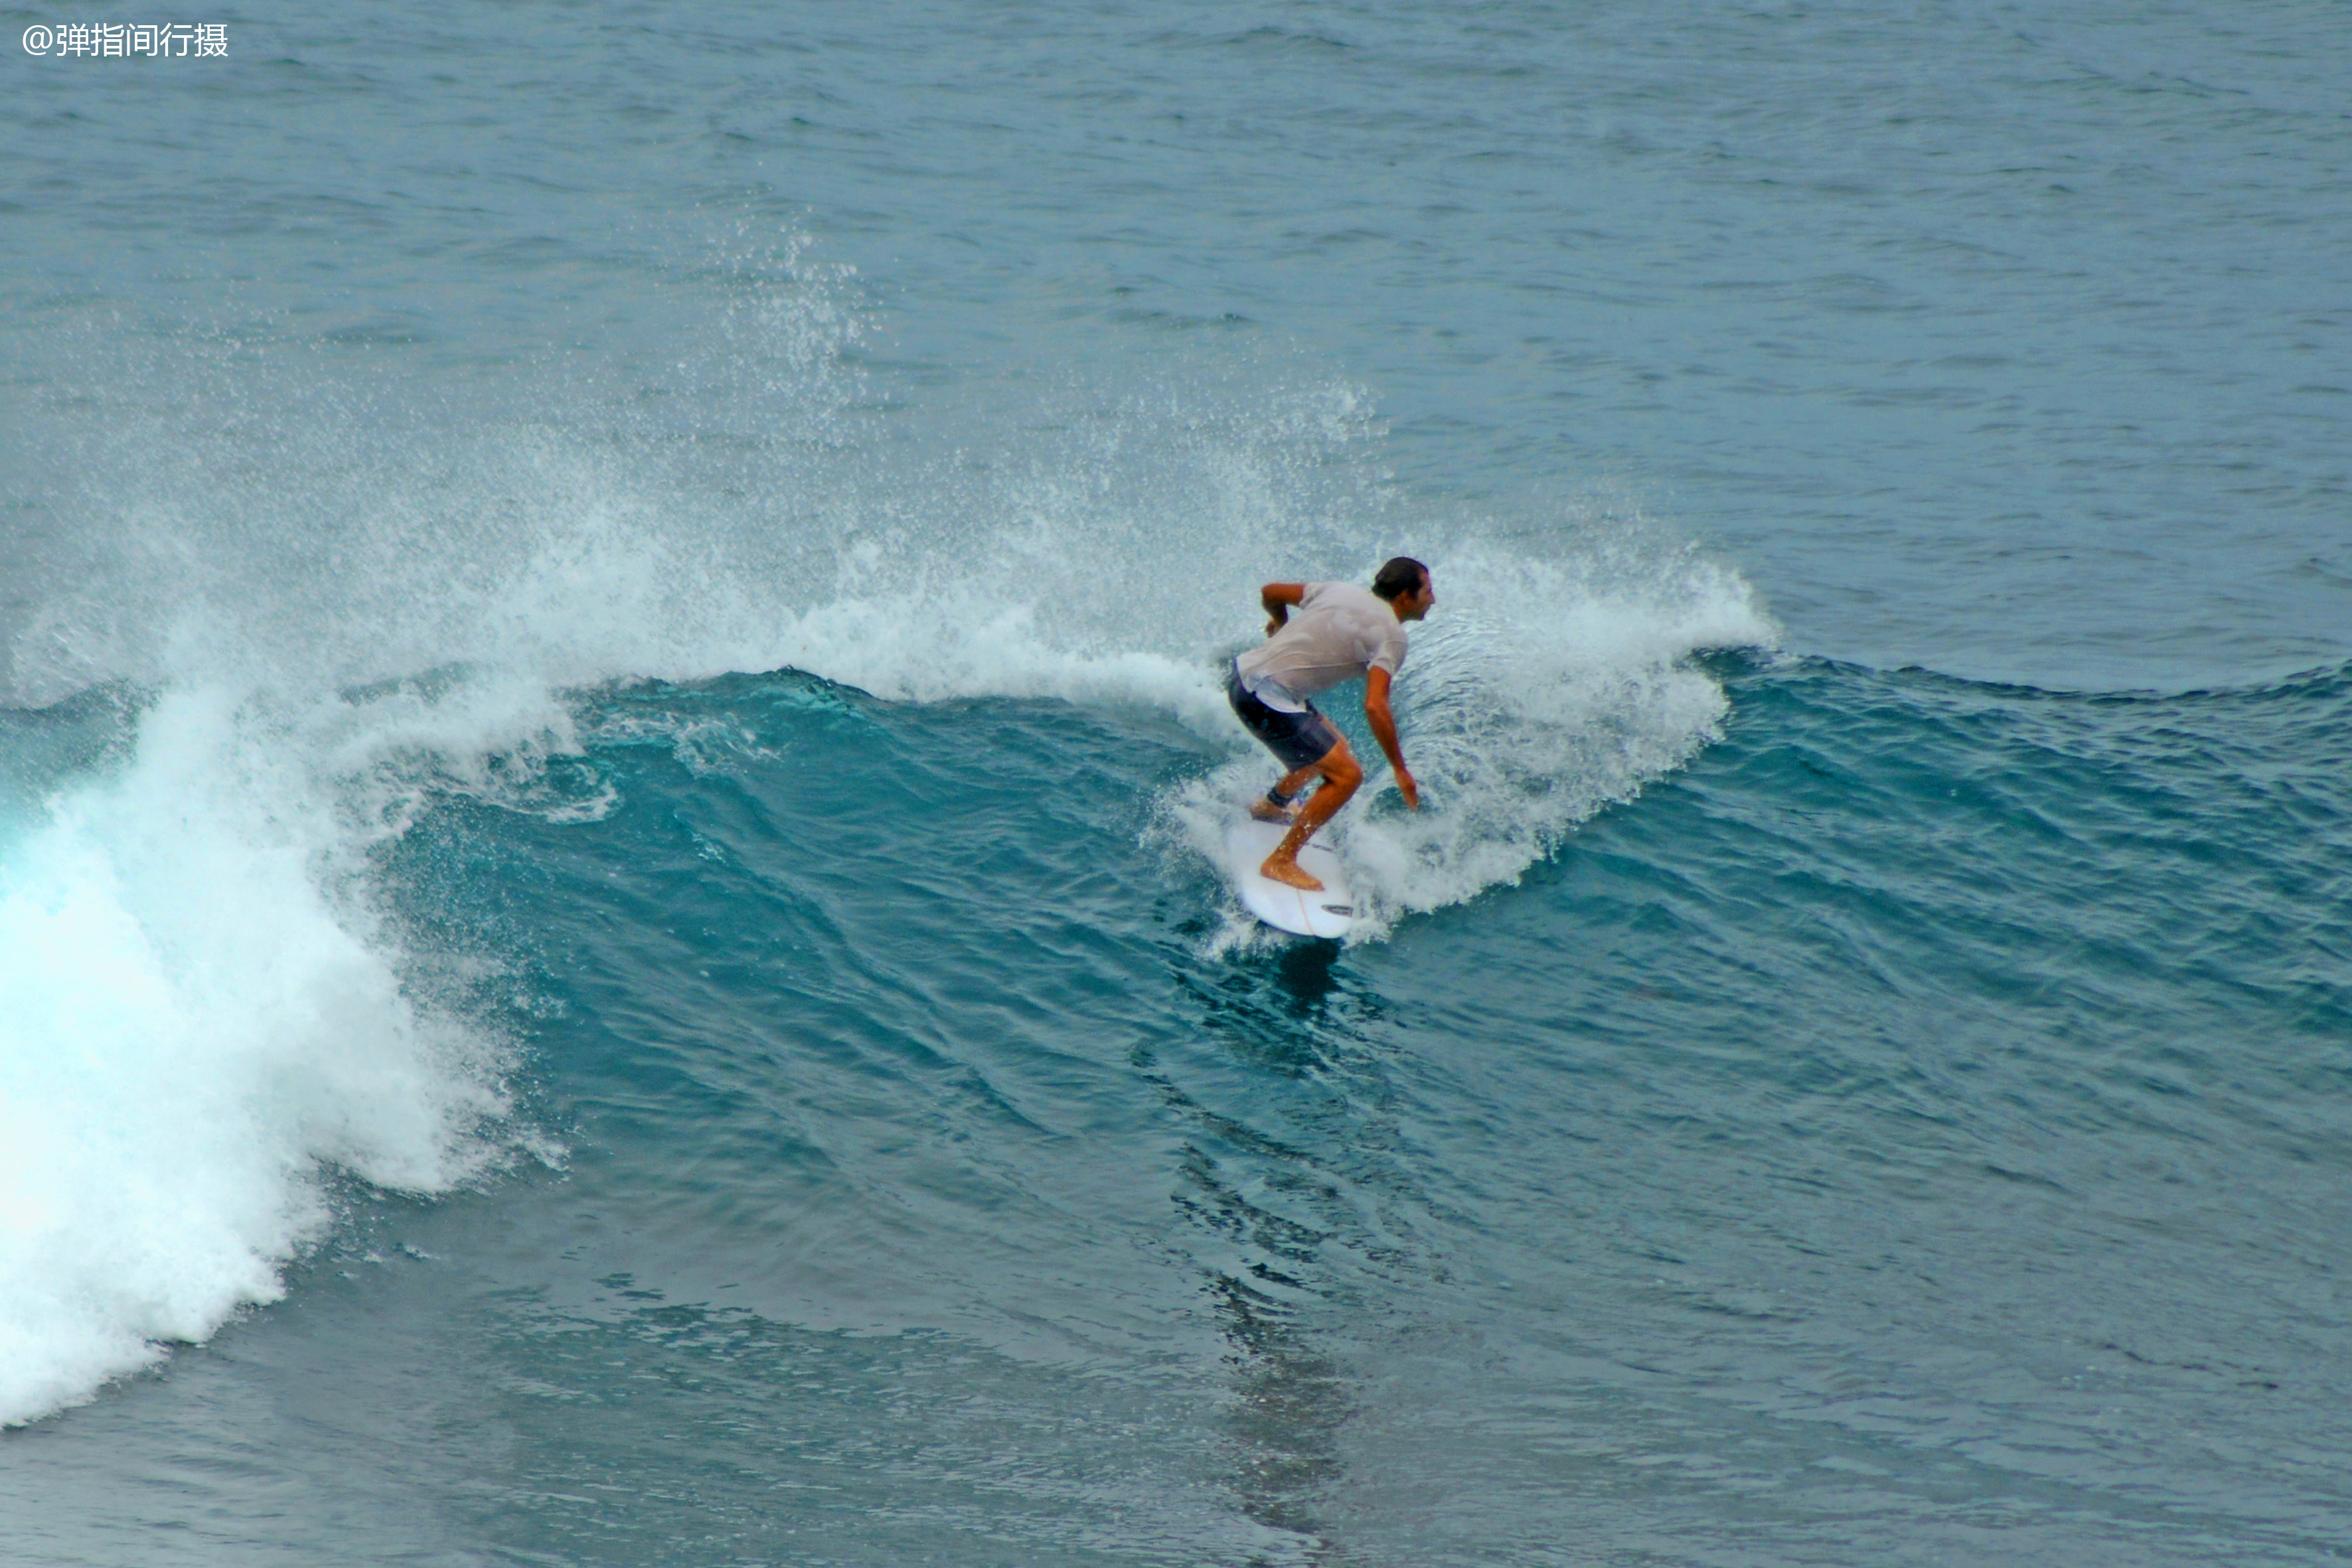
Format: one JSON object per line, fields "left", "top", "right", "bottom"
{"left": 1261, "top": 739, "right": 1361, "bottom": 892}
{"left": 1231, "top": 674, "right": 1336, "bottom": 827}
{"left": 1248, "top": 763, "right": 1319, "bottom": 822}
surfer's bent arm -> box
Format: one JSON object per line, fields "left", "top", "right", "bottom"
{"left": 1364, "top": 666, "right": 1419, "bottom": 809}
{"left": 1259, "top": 582, "right": 1306, "bottom": 636}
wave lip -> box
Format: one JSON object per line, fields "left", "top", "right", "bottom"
{"left": 0, "top": 688, "right": 509, "bottom": 1427}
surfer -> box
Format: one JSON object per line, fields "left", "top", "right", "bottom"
{"left": 1227, "top": 557, "right": 1435, "bottom": 891}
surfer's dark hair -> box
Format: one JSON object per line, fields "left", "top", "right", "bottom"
{"left": 1372, "top": 556, "right": 1429, "bottom": 601}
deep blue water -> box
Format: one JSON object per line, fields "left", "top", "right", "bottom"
{"left": 3, "top": 4, "right": 2349, "bottom": 1565}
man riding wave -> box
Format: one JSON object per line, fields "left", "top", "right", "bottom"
{"left": 1226, "top": 556, "right": 1435, "bottom": 891}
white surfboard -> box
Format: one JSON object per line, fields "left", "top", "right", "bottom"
{"left": 1223, "top": 819, "right": 1357, "bottom": 939}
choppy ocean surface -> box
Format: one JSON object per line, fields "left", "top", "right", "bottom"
{"left": 3, "top": 3, "right": 2348, "bottom": 1564}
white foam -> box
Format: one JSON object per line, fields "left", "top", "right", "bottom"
{"left": 0, "top": 686, "right": 528, "bottom": 1427}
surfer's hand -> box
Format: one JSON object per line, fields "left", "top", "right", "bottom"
{"left": 1265, "top": 616, "right": 1283, "bottom": 637}
{"left": 1395, "top": 766, "right": 1419, "bottom": 809}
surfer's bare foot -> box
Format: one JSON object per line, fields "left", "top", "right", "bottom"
{"left": 1248, "top": 799, "right": 1296, "bottom": 824}
{"left": 1260, "top": 854, "right": 1324, "bottom": 891}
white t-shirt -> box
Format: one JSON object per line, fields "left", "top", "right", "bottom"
{"left": 1235, "top": 582, "right": 1410, "bottom": 712}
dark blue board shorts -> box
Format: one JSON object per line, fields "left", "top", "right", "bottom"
{"left": 1227, "top": 663, "right": 1343, "bottom": 774}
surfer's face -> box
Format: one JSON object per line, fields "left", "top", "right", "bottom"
{"left": 1399, "top": 577, "right": 1437, "bottom": 621}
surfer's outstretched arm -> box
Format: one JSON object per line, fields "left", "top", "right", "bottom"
{"left": 1364, "top": 666, "right": 1419, "bottom": 809}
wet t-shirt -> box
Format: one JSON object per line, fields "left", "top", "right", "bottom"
{"left": 1235, "top": 582, "right": 1409, "bottom": 712}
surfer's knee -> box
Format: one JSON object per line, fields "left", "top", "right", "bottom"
{"left": 1320, "top": 748, "right": 1363, "bottom": 792}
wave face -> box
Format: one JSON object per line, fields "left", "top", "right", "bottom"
{"left": 7, "top": 647, "right": 2347, "bottom": 1558}
{"left": 5, "top": 0, "right": 2351, "bottom": 1561}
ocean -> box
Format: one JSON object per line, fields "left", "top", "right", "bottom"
{"left": 3, "top": 3, "right": 2348, "bottom": 1563}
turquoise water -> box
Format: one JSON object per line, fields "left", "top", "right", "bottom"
{"left": 3, "top": 5, "right": 2349, "bottom": 1563}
